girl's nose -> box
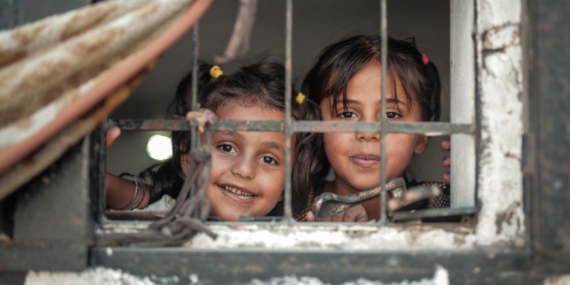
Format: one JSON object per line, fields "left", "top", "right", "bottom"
{"left": 355, "top": 111, "right": 380, "bottom": 141}
{"left": 355, "top": 132, "right": 380, "bottom": 141}
{"left": 230, "top": 156, "right": 256, "bottom": 180}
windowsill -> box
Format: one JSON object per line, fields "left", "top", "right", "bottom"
{"left": 96, "top": 221, "right": 490, "bottom": 251}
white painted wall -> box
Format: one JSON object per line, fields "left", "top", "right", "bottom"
{"left": 474, "top": 0, "right": 524, "bottom": 245}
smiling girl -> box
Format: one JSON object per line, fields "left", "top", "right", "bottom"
{"left": 106, "top": 61, "right": 324, "bottom": 221}
{"left": 302, "top": 35, "right": 449, "bottom": 221}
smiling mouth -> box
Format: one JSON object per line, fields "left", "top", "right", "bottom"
{"left": 219, "top": 185, "right": 255, "bottom": 200}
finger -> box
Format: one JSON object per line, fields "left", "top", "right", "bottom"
{"left": 342, "top": 207, "right": 358, "bottom": 222}
{"left": 307, "top": 211, "right": 315, "bottom": 222}
{"left": 344, "top": 205, "right": 369, "bottom": 222}
{"left": 356, "top": 211, "right": 368, "bottom": 222}
{"left": 106, "top": 127, "right": 121, "bottom": 149}
{"left": 442, "top": 156, "right": 451, "bottom": 167}
{"left": 440, "top": 140, "right": 451, "bottom": 151}
{"left": 331, "top": 212, "right": 345, "bottom": 222}
{"left": 442, "top": 172, "right": 450, "bottom": 183}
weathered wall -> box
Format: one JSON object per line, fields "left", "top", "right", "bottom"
{"left": 474, "top": 0, "right": 525, "bottom": 245}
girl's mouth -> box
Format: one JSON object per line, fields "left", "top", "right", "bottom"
{"left": 350, "top": 154, "right": 381, "bottom": 168}
{"left": 217, "top": 184, "right": 256, "bottom": 203}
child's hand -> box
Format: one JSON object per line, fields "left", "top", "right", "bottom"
{"left": 306, "top": 205, "right": 368, "bottom": 223}
{"left": 441, "top": 140, "right": 450, "bottom": 183}
{"left": 106, "top": 127, "right": 121, "bottom": 149}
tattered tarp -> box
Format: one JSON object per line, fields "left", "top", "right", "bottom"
{"left": 0, "top": 0, "right": 213, "bottom": 198}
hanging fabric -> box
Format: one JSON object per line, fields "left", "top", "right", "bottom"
{"left": 0, "top": 0, "right": 213, "bottom": 198}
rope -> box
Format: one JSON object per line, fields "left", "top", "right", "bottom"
{"left": 97, "top": 110, "right": 216, "bottom": 246}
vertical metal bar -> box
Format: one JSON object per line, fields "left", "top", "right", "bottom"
{"left": 379, "top": 0, "right": 388, "bottom": 224}
{"left": 98, "top": 125, "right": 107, "bottom": 222}
{"left": 284, "top": 0, "right": 293, "bottom": 224}
{"left": 191, "top": 24, "right": 199, "bottom": 114}
{"left": 190, "top": 24, "right": 199, "bottom": 196}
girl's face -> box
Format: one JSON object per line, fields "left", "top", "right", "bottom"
{"left": 183, "top": 100, "right": 286, "bottom": 221}
{"left": 320, "top": 61, "right": 428, "bottom": 192}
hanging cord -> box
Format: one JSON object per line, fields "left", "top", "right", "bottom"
{"left": 98, "top": 109, "right": 217, "bottom": 247}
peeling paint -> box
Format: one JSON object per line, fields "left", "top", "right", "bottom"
{"left": 476, "top": 0, "right": 525, "bottom": 246}
{"left": 544, "top": 275, "right": 570, "bottom": 285}
{"left": 25, "top": 266, "right": 449, "bottom": 285}
{"left": 246, "top": 266, "right": 449, "bottom": 285}
{"left": 26, "top": 267, "right": 156, "bottom": 285}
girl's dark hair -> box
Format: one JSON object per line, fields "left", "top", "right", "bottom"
{"left": 302, "top": 35, "right": 441, "bottom": 121}
{"left": 141, "top": 61, "right": 326, "bottom": 217}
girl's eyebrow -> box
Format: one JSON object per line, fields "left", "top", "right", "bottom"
{"left": 212, "top": 130, "right": 245, "bottom": 140}
{"left": 335, "top": 98, "right": 407, "bottom": 106}
{"left": 335, "top": 99, "right": 360, "bottom": 105}
{"left": 380, "top": 98, "right": 408, "bottom": 106}
{"left": 261, "top": 141, "right": 285, "bottom": 154}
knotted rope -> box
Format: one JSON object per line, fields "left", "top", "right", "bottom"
{"left": 98, "top": 109, "right": 217, "bottom": 246}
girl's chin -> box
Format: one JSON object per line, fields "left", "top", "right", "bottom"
{"left": 341, "top": 174, "right": 399, "bottom": 191}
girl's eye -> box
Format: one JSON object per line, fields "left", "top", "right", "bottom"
{"left": 260, "top": 156, "right": 278, "bottom": 165}
{"left": 386, "top": 112, "right": 401, "bottom": 119}
{"left": 338, "top": 111, "right": 357, "bottom": 118}
{"left": 218, "top": 144, "right": 236, "bottom": 153}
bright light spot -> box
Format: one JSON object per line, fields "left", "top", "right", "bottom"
{"left": 146, "top": 135, "right": 172, "bottom": 161}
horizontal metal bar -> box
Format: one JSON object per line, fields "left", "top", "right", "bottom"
{"left": 105, "top": 211, "right": 168, "bottom": 221}
{"left": 0, "top": 243, "right": 87, "bottom": 271}
{"left": 109, "top": 119, "right": 472, "bottom": 135}
{"left": 391, "top": 207, "right": 478, "bottom": 222}
{"left": 92, "top": 247, "right": 532, "bottom": 284}
{"left": 107, "top": 119, "right": 189, "bottom": 131}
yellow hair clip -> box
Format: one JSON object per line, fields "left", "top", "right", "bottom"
{"left": 209, "top": 65, "right": 223, "bottom": 79}
{"left": 296, "top": 92, "right": 306, "bottom": 104}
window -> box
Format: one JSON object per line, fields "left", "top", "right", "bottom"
{"left": 99, "top": 0, "right": 519, "bottom": 257}
{"left": 2, "top": 0, "right": 569, "bottom": 283}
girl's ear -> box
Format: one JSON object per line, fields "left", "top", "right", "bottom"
{"left": 414, "top": 135, "right": 429, "bottom": 154}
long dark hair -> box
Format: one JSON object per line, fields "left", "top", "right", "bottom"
{"left": 142, "top": 61, "right": 325, "bottom": 217}
{"left": 302, "top": 35, "right": 441, "bottom": 121}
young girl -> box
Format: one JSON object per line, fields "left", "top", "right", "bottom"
{"left": 105, "top": 61, "right": 325, "bottom": 221}
{"left": 302, "top": 35, "right": 449, "bottom": 221}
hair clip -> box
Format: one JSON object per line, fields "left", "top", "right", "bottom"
{"left": 422, "top": 53, "right": 429, "bottom": 65}
{"left": 296, "top": 92, "right": 306, "bottom": 104}
{"left": 209, "top": 65, "right": 224, "bottom": 78}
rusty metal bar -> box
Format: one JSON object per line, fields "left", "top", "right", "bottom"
{"left": 379, "top": 0, "right": 388, "bottom": 224}
{"left": 108, "top": 119, "right": 472, "bottom": 135}
{"left": 284, "top": 0, "right": 293, "bottom": 225}
{"left": 191, "top": 25, "right": 199, "bottom": 114}
{"left": 190, "top": 25, "right": 199, "bottom": 196}
{"left": 190, "top": 25, "right": 199, "bottom": 150}
{"left": 294, "top": 121, "right": 472, "bottom": 135}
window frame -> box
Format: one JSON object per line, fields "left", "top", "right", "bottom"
{"left": 2, "top": 0, "right": 570, "bottom": 283}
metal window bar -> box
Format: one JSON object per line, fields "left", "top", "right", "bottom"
{"left": 102, "top": 0, "right": 479, "bottom": 225}
{"left": 284, "top": 0, "right": 293, "bottom": 224}
{"left": 379, "top": 0, "right": 388, "bottom": 224}
{"left": 190, "top": 25, "right": 199, "bottom": 196}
